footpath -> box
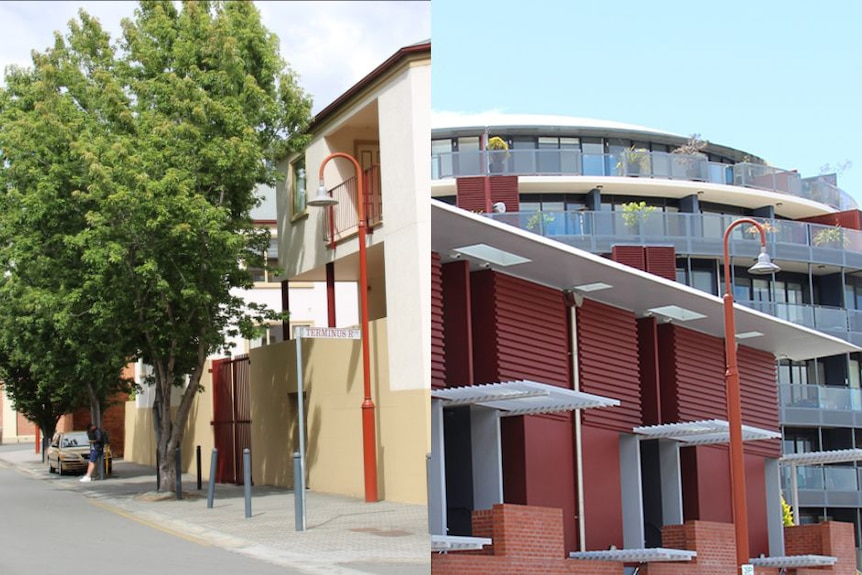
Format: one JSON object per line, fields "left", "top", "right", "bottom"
{"left": 0, "top": 444, "right": 430, "bottom": 575}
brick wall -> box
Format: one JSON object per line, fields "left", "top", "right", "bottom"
{"left": 431, "top": 504, "right": 622, "bottom": 575}
{"left": 785, "top": 522, "right": 856, "bottom": 575}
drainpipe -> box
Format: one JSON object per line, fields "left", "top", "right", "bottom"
{"left": 566, "top": 290, "right": 586, "bottom": 551}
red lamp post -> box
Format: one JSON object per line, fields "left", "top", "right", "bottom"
{"left": 310, "top": 152, "right": 378, "bottom": 503}
{"left": 722, "top": 218, "right": 780, "bottom": 571}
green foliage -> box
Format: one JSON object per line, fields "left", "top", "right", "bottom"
{"left": 526, "top": 211, "right": 555, "bottom": 232}
{"left": 0, "top": 1, "right": 312, "bottom": 490}
{"left": 620, "top": 201, "right": 656, "bottom": 229}
{"left": 616, "top": 146, "right": 650, "bottom": 175}
{"left": 781, "top": 496, "right": 794, "bottom": 527}
{"left": 813, "top": 225, "right": 849, "bottom": 248}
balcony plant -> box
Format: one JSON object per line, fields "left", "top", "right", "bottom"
{"left": 526, "top": 211, "right": 556, "bottom": 233}
{"left": 620, "top": 201, "right": 656, "bottom": 233}
{"left": 813, "top": 225, "right": 849, "bottom": 248}
{"left": 487, "top": 136, "right": 510, "bottom": 174}
{"left": 671, "top": 134, "right": 708, "bottom": 180}
{"left": 616, "top": 146, "right": 650, "bottom": 176}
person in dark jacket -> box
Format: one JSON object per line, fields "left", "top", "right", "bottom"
{"left": 79, "top": 423, "right": 104, "bottom": 482}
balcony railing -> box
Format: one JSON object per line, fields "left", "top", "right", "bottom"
{"left": 323, "top": 165, "right": 382, "bottom": 245}
{"left": 778, "top": 384, "right": 862, "bottom": 412}
{"left": 431, "top": 149, "right": 857, "bottom": 211}
{"left": 780, "top": 464, "right": 860, "bottom": 491}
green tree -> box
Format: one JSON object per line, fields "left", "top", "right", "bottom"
{"left": 0, "top": 1, "right": 312, "bottom": 491}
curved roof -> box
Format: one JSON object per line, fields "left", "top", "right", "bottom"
{"left": 431, "top": 110, "right": 684, "bottom": 138}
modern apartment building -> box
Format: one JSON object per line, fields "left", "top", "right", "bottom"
{"left": 430, "top": 112, "right": 862, "bottom": 568}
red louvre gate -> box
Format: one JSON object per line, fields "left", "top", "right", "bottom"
{"left": 211, "top": 355, "right": 252, "bottom": 485}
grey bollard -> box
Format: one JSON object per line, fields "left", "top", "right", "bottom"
{"left": 196, "top": 445, "right": 202, "bottom": 490}
{"left": 175, "top": 447, "right": 182, "bottom": 500}
{"left": 243, "top": 448, "right": 252, "bottom": 519}
{"left": 207, "top": 448, "right": 218, "bottom": 509}
{"left": 294, "top": 452, "right": 305, "bottom": 531}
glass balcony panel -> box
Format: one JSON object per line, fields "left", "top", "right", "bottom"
{"left": 432, "top": 151, "right": 455, "bottom": 179}
{"left": 821, "top": 386, "right": 854, "bottom": 411}
{"left": 814, "top": 306, "right": 848, "bottom": 333}
{"left": 706, "top": 161, "right": 730, "bottom": 184}
{"left": 778, "top": 383, "right": 820, "bottom": 409}
{"left": 453, "top": 150, "right": 483, "bottom": 177}
{"left": 582, "top": 153, "right": 607, "bottom": 176}
{"left": 796, "top": 466, "right": 825, "bottom": 490}
{"left": 824, "top": 466, "right": 858, "bottom": 490}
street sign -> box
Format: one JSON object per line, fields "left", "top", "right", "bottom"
{"left": 299, "top": 327, "right": 361, "bottom": 340}
{"left": 741, "top": 565, "right": 754, "bottom": 575}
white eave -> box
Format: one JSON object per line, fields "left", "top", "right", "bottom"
{"left": 432, "top": 199, "right": 861, "bottom": 361}
{"left": 431, "top": 380, "right": 619, "bottom": 417}
{"left": 633, "top": 420, "right": 780, "bottom": 446}
{"left": 569, "top": 548, "right": 696, "bottom": 562}
{"left": 749, "top": 555, "right": 837, "bottom": 568}
{"left": 780, "top": 448, "right": 862, "bottom": 466}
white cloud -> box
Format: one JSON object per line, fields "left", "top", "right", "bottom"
{"left": 0, "top": 1, "right": 430, "bottom": 113}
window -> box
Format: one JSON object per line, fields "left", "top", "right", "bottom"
{"left": 248, "top": 233, "right": 280, "bottom": 284}
{"left": 432, "top": 139, "right": 454, "bottom": 179}
{"left": 248, "top": 323, "right": 285, "bottom": 350}
{"left": 291, "top": 157, "right": 307, "bottom": 219}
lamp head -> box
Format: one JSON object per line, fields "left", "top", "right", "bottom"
{"left": 307, "top": 181, "right": 339, "bottom": 207}
{"left": 748, "top": 248, "right": 780, "bottom": 275}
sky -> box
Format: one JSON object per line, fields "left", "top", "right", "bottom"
{"left": 0, "top": 1, "right": 430, "bottom": 115}
{"left": 431, "top": 0, "right": 862, "bottom": 202}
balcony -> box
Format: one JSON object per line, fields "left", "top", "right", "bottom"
{"left": 431, "top": 149, "right": 857, "bottom": 211}
{"left": 781, "top": 464, "right": 862, "bottom": 508}
{"left": 486, "top": 209, "right": 862, "bottom": 270}
{"left": 323, "top": 165, "right": 382, "bottom": 245}
{"left": 779, "top": 384, "right": 862, "bottom": 428}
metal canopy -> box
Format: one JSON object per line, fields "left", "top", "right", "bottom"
{"left": 431, "top": 535, "right": 492, "bottom": 553}
{"left": 431, "top": 380, "right": 620, "bottom": 417}
{"left": 749, "top": 555, "right": 837, "bottom": 568}
{"left": 780, "top": 448, "right": 862, "bottom": 466}
{"left": 632, "top": 419, "right": 780, "bottom": 446}
{"left": 569, "top": 548, "right": 696, "bottom": 562}
{"left": 432, "top": 200, "right": 861, "bottom": 361}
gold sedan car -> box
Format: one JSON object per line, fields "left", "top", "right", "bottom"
{"left": 46, "top": 431, "right": 112, "bottom": 476}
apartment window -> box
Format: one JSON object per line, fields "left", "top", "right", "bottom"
{"left": 291, "top": 157, "right": 307, "bottom": 219}
{"left": 431, "top": 139, "right": 454, "bottom": 179}
{"left": 249, "top": 236, "right": 280, "bottom": 284}
{"left": 248, "top": 322, "right": 284, "bottom": 350}
{"left": 455, "top": 136, "right": 481, "bottom": 176}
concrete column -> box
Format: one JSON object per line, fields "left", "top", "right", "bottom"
{"left": 620, "top": 434, "right": 645, "bottom": 548}
{"left": 428, "top": 399, "right": 447, "bottom": 535}
{"left": 765, "top": 458, "right": 786, "bottom": 556}
{"left": 470, "top": 406, "right": 503, "bottom": 510}
{"left": 659, "top": 439, "right": 684, "bottom": 525}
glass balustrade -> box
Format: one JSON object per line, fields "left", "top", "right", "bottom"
{"left": 781, "top": 465, "right": 861, "bottom": 492}
{"left": 432, "top": 149, "right": 857, "bottom": 210}
{"left": 779, "top": 384, "right": 862, "bottom": 411}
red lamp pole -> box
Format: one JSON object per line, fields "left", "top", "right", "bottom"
{"left": 722, "top": 217, "right": 771, "bottom": 570}
{"left": 318, "top": 152, "right": 378, "bottom": 503}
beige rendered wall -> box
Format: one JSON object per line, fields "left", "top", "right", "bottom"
{"left": 248, "top": 317, "right": 428, "bottom": 504}
{"left": 123, "top": 364, "right": 215, "bottom": 477}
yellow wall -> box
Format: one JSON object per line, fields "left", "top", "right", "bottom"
{"left": 124, "top": 318, "right": 428, "bottom": 505}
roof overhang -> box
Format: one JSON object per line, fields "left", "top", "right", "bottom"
{"left": 780, "top": 448, "right": 862, "bottom": 466}
{"left": 569, "top": 548, "right": 697, "bottom": 562}
{"left": 431, "top": 380, "right": 619, "bottom": 416}
{"left": 633, "top": 420, "right": 780, "bottom": 446}
{"left": 749, "top": 555, "right": 837, "bottom": 568}
{"left": 432, "top": 199, "right": 861, "bottom": 361}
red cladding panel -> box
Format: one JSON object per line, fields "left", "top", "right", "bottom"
{"left": 738, "top": 345, "right": 780, "bottom": 457}
{"left": 456, "top": 177, "right": 488, "bottom": 213}
{"left": 431, "top": 252, "right": 445, "bottom": 389}
{"left": 442, "top": 261, "right": 474, "bottom": 388}
{"left": 611, "top": 245, "right": 646, "bottom": 271}
{"left": 645, "top": 246, "right": 677, "bottom": 281}
{"left": 798, "top": 210, "right": 862, "bottom": 231}
{"left": 638, "top": 317, "right": 662, "bottom": 426}
{"left": 471, "top": 271, "right": 569, "bottom": 387}
{"left": 581, "top": 425, "right": 624, "bottom": 550}
{"left": 577, "top": 299, "right": 641, "bottom": 430}
{"left": 489, "top": 176, "right": 520, "bottom": 212}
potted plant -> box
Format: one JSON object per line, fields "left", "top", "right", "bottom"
{"left": 813, "top": 225, "right": 849, "bottom": 248}
{"left": 486, "top": 136, "right": 510, "bottom": 174}
{"left": 616, "top": 146, "right": 650, "bottom": 176}
{"left": 526, "top": 211, "right": 556, "bottom": 233}
{"left": 620, "top": 201, "right": 656, "bottom": 233}
{"left": 671, "top": 133, "right": 708, "bottom": 180}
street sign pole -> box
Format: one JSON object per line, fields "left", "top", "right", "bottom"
{"left": 295, "top": 330, "right": 307, "bottom": 531}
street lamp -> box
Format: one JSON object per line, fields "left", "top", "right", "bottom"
{"left": 722, "top": 218, "right": 780, "bottom": 571}
{"left": 309, "top": 152, "right": 378, "bottom": 503}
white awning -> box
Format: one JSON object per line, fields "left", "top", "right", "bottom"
{"left": 633, "top": 419, "right": 780, "bottom": 446}
{"left": 431, "top": 380, "right": 619, "bottom": 416}
{"left": 780, "top": 448, "right": 862, "bottom": 466}
{"left": 431, "top": 535, "right": 492, "bottom": 552}
{"left": 749, "top": 555, "right": 837, "bottom": 568}
{"left": 569, "top": 548, "right": 696, "bottom": 562}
